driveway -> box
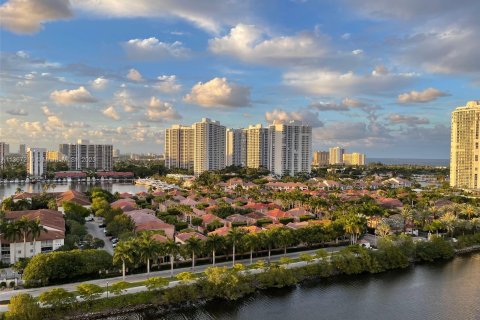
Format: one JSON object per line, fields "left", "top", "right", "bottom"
{"left": 85, "top": 217, "right": 113, "bottom": 255}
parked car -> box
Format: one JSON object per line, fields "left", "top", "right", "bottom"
{"left": 99, "top": 223, "right": 106, "bottom": 228}
{"left": 85, "top": 216, "right": 94, "bottom": 222}
{"left": 112, "top": 243, "right": 117, "bottom": 248}
{"left": 111, "top": 238, "right": 119, "bottom": 244}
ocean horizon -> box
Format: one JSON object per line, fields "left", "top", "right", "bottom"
{"left": 367, "top": 158, "right": 449, "bottom": 167}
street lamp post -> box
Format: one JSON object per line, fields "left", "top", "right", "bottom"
{"left": 106, "top": 281, "right": 109, "bottom": 298}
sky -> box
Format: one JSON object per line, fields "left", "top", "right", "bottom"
{"left": 0, "top": 0, "right": 479, "bottom": 158}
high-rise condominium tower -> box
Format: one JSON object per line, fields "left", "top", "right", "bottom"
{"left": 165, "top": 125, "right": 195, "bottom": 171}
{"left": 226, "top": 128, "right": 247, "bottom": 167}
{"left": 329, "top": 147, "right": 345, "bottom": 165}
{"left": 0, "top": 142, "right": 9, "bottom": 168}
{"left": 312, "top": 151, "right": 329, "bottom": 166}
{"left": 245, "top": 124, "right": 269, "bottom": 169}
{"left": 343, "top": 152, "right": 366, "bottom": 166}
{"left": 65, "top": 139, "right": 113, "bottom": 171}
{"left": 26, "top": 147, "right": 47, "bottom": 178}
{"left": 268, "top": 120, "right": 312, "bottom": 176}
{"left": 18, "top": 144, "right": 26, "bottom": 155}
{"left": 193, "top": 118, "right": 226, "bottom": 175}
{"left": 450, "top": 101, "right": 480, "bottom": 189}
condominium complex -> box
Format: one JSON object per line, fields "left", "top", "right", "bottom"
{"left": 450, "top": 100, "right": 480, "bottom": 189}
{"left": 329, "top": 147, "right": 345, "bottom": 165}
{"left": 268, "top": 120, "right": 312, "bottom": 176}
{"left": 165, "top": 125, "right": 195, "bottom": 171}
{"left": 245, "top": 124, "right": 269, "bottom": 169}
{"left": 165, "top": 119, "right": 312, "bottom": 176}
{"left": 62, "top": 140, "right": 113, "bottom": 171}
{"left": 312, "top": 151, "right": 329, "bottom": 167}
{"left": 343, "top": 152, "right": 366, "bottom": 166}
{"left": 226, "top": 128, "right": 247, "bottom": 167}
{"left": 193, "top": 118, "right": 226, "bottom": 175}
{"left": 0, "top": 142, "right": 9, "bottom": 168}
{"left": 26, "top": 147, "right": 47, "bottom": 178}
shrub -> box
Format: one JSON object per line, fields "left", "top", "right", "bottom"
{"left": 23, "top": 249, "right": 113, "bottom": 286}
{"left": 6, "top": 294, "right": 41, "bottom": 320}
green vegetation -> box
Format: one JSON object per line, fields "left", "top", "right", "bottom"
{"left": 5, "top": 235, "right": 462, "bottom": 320}
{"left": 23, "top": 250, "right": 113, "bottom": 287}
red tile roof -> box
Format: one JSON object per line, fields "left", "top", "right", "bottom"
{"left": 3, "top": 209, "right": 65, "bottom": 242}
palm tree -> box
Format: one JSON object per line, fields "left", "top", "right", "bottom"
{"left": 113, "top": 241, "right": 134, "bottom": 280}
{"left": 17, "top": 217, "right": 32, "bottom": 259}
{"left": 4, "top": 222, "right": 21, "bottom": 263}
{"left": 462, "top": 204, "right": 477, "bottom": 220}
{"left": 137, "top": 236, "right": 161, "bottom": 274}
{"left": 185, "top": 236, "right": 203, "bottom": 271}
{"left": 164, "top": 240, "right": 180, "bottom": 278}
{"left": 29, "top": 218, "right": 47, "bottom": 256}
{"left": 227, "top": 228, "right": 245, "bottom": 266}
{"left": 276, "top": 228, "right": 294, "bottom": 256}
{"left": 401, "top": 205, "right": 413, "bottom": 233}
{"left": 260, "top": 229, "right": 277, "bottom": 264}
{"left": 375, "top": 222, "right": 391, "bottom": 238}
{"left": 206, "top": 234, "right": 225, "bottom": 266}
{"left": 243, "top": 233, "right": 259, "bottom": 265}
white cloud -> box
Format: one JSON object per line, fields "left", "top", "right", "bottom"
{"left": 41, "top": 106, "right": 54, "bottom": 116}
{"left": 341, "top": 33, "right": 351, "bottom": 40}
{"left": 72, "top": 0, "right": 252, "bottom": 33}
{"left": 209, "top": 24, "right": 327, "bottom": 64}
{"left": 388, "top": 114, "right": 430, "bottom": 125}
{"left": 123, "top": 37, "right": 189, "bottom": 60}
{"left": 126, "top": 68, "right": 143, "bottom": 82}
{"left": 397, "top": 87, "right": 448, "bottom": 103}
{"left": 91, "top": 77, "right": 108, "bottom": 90}
{"left": 154, "top": 75, "right": 181, "bottom": 93}
{"left": 102, "top": 106, "right": 120, "bottom": 120}
{"left": 265, "top": 109, "right": 323, "bottom": 127}
{"left": 184, "top": 77, "right": 250, "bottom": 108}
{"left": 0, "top": 0, "right": 72, "bottom": 34}
{"left": 352, "top": 49, "right": 363, "bottom": 55}
{"left": 145, "top": 96, "right": 181, "bottom": 122}
{"left": 284, "top": 67, "right": 415, "bottom": 96}
{"left": 50, "top": 86, "right": 97, "bottom": 105}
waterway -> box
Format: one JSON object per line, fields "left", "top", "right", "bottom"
{"left": 104, "top": 253, "right": 480, "bottom": 320}
{"left": 0, "top": 182, "right": 147, "bottom": 199}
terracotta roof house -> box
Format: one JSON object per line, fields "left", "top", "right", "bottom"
{"left": 180, "top": 197, "right": 198, "bottom": 207}
{"left": 286, "top": 221, "right": 310, "bottom": 230}
{"left": 243, "top": 202, "right": 268, "bottom": 213}
{"left": 151, "top": 234, "right": 169, "bottom": 243}
{"left": 265, "top": 182, "right": 308, "bottom": 191}
{"left": 201, "top": 213, "right": 225, "bottom": 227}
{"left": 175, "top": 232, "right": 207, "bottom": 244}
{"left": 225, "top": 214, "right": 255, "bottom": 227}
{"left": 56, "top": 190, "right": 91, "bottom": 210}
{"left": 376, "top": 197, "right": 403, "bottom": 209}
{"left": 12, "top": 192, "right": 37, "bottom": 201}
{"left": 383, "top": 177, "right": 413, "bottom": 188}
{"left": 1, "top": 209, "right": 65, "bottom": 264}
{"left": 118, "top": 192, "right": 133, "bottom": 199}
{"left": 208, "top": 226, "right": 231, "bottom": 236}
{"left": 54, "top": 171, "right": 87, "bottom": 179}
{"left": 125, "top": 209, "right": 175, "bottom": 239}
{"left": 286, "top": 207, "right": 314, "bottom": 221}
{"left": 111, "top": 198, "right": 138, "bottom": 212}
{"left": 265, "top": 208, "right": 291, "bottom": 221}
{"left": 240, "top": 225, "right": 263, "bottom": 234}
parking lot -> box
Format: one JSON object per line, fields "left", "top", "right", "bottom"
{"left": 85, "top": 217, "right": 114, "bottom": 255}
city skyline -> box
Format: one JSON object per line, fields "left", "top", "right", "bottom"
{"left": 1, "top": 1, "right": 479, "bottom": 158}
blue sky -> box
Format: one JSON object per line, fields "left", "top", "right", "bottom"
{"left": 1, "top": 0, "right": 479, "bottom": 158}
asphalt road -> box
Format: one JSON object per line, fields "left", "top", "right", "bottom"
{"left": 0, "top": 245, "right": 345, "bottom": 307}
{"left": 85, "top": 217, "right": 114, "bottom": 255}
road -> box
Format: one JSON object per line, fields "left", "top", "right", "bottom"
{"left": 85, "top": 217, "right": 114, "bottom": 255}
{"left": 0, "top": 245, "right": 344, "bottom": 307}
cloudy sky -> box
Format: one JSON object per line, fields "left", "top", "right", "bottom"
{"left": 1, "top": 0, "right": 479, "bottom": 158}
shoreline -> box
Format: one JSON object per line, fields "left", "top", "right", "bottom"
{"left": 51, "top": 243, "right": 480, "bottom": 320}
